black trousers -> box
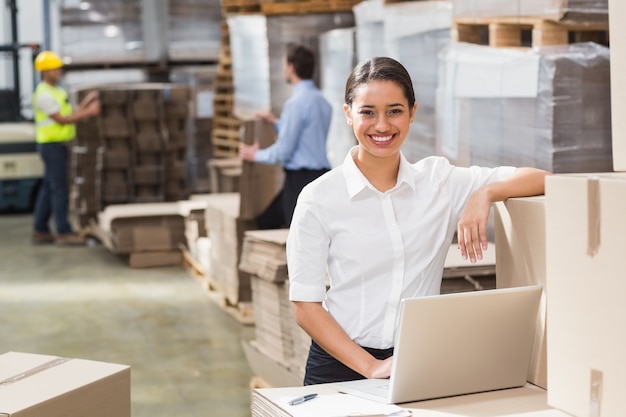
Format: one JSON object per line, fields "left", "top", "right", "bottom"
{"left": 257, "top": 168, "right": 329, "bottom": 230}
{"left": 303, "top": 340, "right": 394, "bottom": 386}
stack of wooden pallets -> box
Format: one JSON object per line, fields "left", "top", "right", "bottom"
{"left": 450, "top": 0, "right": 609, "bottom": 48}
{"left": 211, "top": 21, "right": 242, "bottom": 159}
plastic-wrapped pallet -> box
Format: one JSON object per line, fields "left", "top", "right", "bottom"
{"left": 319, "top": 28, "right": 357, "bottom": 168}
{"left": 352, "top": 0, "right": 386, "bottom": 62}
{"left": 227, "top": 13, "right": 355, "bottom": 119}
{"left": 60, "top": 0, "right": 144, "bottom": 64}
{"left": 383, "top": 1, "right": 452, "bottom": 162}
{"left": 167, "top": 0, "right": 222, "bottom": 61}
{"left": 436, "top": 42, "right": 612, "bottom": 173}
{"left": 451, "top": 0, "right": 608, "bottom": 22}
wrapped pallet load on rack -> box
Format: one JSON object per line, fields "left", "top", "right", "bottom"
{"left": 167, "top": 0, "right": 222, "bottom": 61}
{"left": 451, "top": 0, "right": 608, "bottom": 22}
{"left": 352, "top": 0, "right": 386, "bottom": 61}
{"left": 383, "top": 1, "right": 452, "bottom": 162}
{"left": 436, "top": 42, "right": 612, "bottom": 173}
{"left": 319, "top": 27, "right": 357, "bottom": 168}
{"left": 226, "top": 12, "right": 355, "bottom": 120}
{"left": 60, "top": 0, "right": 144, "bottom": 64}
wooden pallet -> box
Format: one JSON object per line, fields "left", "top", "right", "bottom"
{"left": 182, "top": 249, "right": 255, "bottom": 325}
{"left": 214, "top": 116, "right": 242, "bottom": 130}
{"left": 261, "top": 0, "right": 361, "bottom": 15}
{"left": 221, "top": 0, "right": 262, "bottom": 13}
{"left": 212, "top": 20, "right": 240, "bottom": 158}
{"left": 453, "top": 17, "right": 609, "bottom": 48}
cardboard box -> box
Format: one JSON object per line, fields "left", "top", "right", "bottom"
{"left": 610, "top": 0, "right": 626, "bottom": 171}
{"left": 128, "top": 250, "right": 182, "bottom": 268}
{"left": 133, "top": 165, "right": 163, "bottom": 185}
{"left": 239, "top": 119, "right": 284, "bottom": 220}
{"left": 545, "top": 173, "right": 626, "bottom": 417}
{"left": 0, "top": 351, "right": 130, "bottom": 417}
{"left": 204, "top": 193, "right": 256, "bottom": 304}
{"left": 494, "top": 197, "right": 547, "bottom": 389}
{"left": 101, "top": 116, "right": 130, "bottom": 138}
{"left": 131, "top": 100, "right": 160, "bottom": 121}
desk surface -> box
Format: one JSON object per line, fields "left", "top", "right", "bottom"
{"left": 253, "top": 383, "right": 570, "bottom": 417}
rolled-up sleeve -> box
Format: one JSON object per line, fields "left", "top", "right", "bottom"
{"left": 286, "top": 185, "right": 329, "bottom": 302}
{"left": 254, "top": 101, "right": 302, "bottom": 166}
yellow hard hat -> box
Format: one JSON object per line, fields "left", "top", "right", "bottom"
{"left": 34, "top": 51, "right": 64, "bottom": 72}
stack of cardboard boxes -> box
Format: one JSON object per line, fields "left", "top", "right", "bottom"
{"left": 96, "top": 202, "right": 186, "bottom": 268}
{"left": 70, "top": 83, "right": 192, "bottom": 230}
{"left": 495, "top": 1, "right": 625, "bottom": 414}
{"left": 239, "top": 229, "right": 311, "bottom": 384}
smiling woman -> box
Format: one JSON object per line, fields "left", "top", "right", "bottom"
{"left": 343, "top": 58, "right": 417, "bottom": 192}
{"left": 285, "top": 56, "right": 550, "bottom": 386}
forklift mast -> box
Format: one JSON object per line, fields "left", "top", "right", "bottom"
{"left": 0, "top": 0, "right": 40, "bottom": 122}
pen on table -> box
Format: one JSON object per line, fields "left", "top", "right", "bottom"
{"left": 288, "top": 393, "right": 318, "bottom": 406}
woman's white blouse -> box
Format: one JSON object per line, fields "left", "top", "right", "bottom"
{"left": 287, "top": 147, "right": 516, "bottom": 349}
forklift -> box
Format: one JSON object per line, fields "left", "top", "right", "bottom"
{"left": 0, "top": 0, "right": 43, "bottom": 211}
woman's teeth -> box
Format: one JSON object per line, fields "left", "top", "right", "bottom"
{"left": 371, "top": 135, "right": 393, "bottom": 142}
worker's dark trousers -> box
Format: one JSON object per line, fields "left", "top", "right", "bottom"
{"left": 33, "top": 141, "right": 72, "bottom": 235}
{"left": 303, "top": 340, "right": 394, "bottom": 385}
{"left": 257, "top": 168, "right": 329, "bottom": 230}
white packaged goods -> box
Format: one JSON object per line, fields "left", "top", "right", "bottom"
{"left": 383, "top": 1, "right": 452, "bottom": 161}
{"left": 353, "top": 0, "right": 386, "bottom": 61}
{"left": 227, "top": 13, "right": 355, "bottom": 119}
{"left": 60, "top": 1, "right": 144, "bottom": 64}
{"left": 451, "top": 0, "right": 608, "bottom": 22}
{"left": 436, "top": 42, "right": 612, "bottom": 172}
{"left": 319, "top": 28, "right": 357, "bottom": 168}
{"left": 167, "top": 0, "right": 222, "bottom": 61}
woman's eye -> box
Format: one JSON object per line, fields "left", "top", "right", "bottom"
{"left": 358, "top": 110, "right": 374, "bottom": 116}
{"left": 389, "top": 109, "right": 403, "bottom": 115}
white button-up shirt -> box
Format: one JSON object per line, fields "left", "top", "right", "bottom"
{"left": 287, "top": 147, "right": 516, "bottom": 349}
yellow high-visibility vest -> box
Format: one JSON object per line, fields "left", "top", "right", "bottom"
{"left": 32, "top": 82, "right": 76, "bottom": 143}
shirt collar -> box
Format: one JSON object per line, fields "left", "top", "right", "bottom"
{"left": 292, "top": 79, "right": 315, "bottom": 94}
{"left": 342, "top": 146, "right": 416, "bottom": 199}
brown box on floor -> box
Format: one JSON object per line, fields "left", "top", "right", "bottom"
{"left": 204, "top": 193, "right": 256, "bottom": 304}
{"left": 0, "top": 351, "right": 130, "bottom": 417}
{"left": 239, "top": 118, "right": 284, "bottom": 220}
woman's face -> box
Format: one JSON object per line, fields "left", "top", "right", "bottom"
{"left": 344, "top": 80, "right": 416, "bottom": 161}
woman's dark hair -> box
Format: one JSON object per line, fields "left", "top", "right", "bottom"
{"left": 286, "top": 43, "right": 315, "bottom": 80}
{"left": 344, "top": 57, "right": 415, "bottom": 109}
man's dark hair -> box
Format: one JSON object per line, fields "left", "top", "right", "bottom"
{"left": 286, "top": 44, "right": 315, "bottom": 80}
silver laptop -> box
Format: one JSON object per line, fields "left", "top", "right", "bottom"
{"left": 337, "top": 285, "right": 542, "bottom": 404}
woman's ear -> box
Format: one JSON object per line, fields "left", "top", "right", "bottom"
{"left": 409, "top": 101, "right": 418, "bottom": 123}
{"left": 343, "top": 103, "right": 353, "bottom": 126}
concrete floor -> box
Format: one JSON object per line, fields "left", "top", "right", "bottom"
{"left": 0, "top": 213, "right": 255, "bottom": 417}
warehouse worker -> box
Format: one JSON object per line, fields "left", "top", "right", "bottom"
{"left": 31, "top": 51, "right": 100, "bottom": 245}
{"left": 287, "top": 57, "right": 550, "bottom": 385}
{"left": 239, "top": 43, "right": 332, "bottom": 229}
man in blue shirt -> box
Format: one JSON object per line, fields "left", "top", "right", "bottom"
{"left": 240, "top": 44, "right": 332, "bottom": 229}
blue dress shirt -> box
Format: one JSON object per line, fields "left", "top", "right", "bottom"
{"left": 254, "top": 79, "right": 332, "bottom": 170}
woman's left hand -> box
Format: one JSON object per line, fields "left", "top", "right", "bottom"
{"left": 457, "top": 187, "right": 491, "bottom": 263}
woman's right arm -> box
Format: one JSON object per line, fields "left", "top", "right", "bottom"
{"left": 292, "top": 301, "right": 392, "bottom": 379}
